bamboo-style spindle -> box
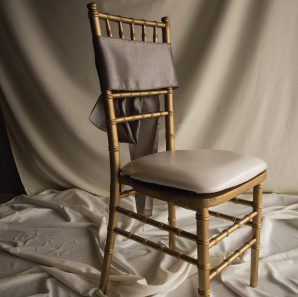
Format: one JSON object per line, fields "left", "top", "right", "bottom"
{"left": 142, "top": 22, "right": 147, "bottom": 41}
{"left": 197, "top": 208, "right": 210, "bottom": 297}
{"left": 250, "top": 183, "right": 263, "bottom": 287}
{"left": 153, "top": 22, "right": 158, "bottom": 42}
{"left": 118, "top": 17, "right": 124, "bottom": 39}
{"left": 130, "top": 21, "right": 136, "bottom": 40}
{"left": 105, "top": 15, "right": 113, "bottom": 37}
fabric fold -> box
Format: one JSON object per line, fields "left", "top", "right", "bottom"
{"left": 90, "top": 94, "right": 160, "bottom": 216}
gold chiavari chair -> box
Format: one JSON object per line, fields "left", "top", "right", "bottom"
{"left": 87, "top": 3, "right": 267, "bottom": 296}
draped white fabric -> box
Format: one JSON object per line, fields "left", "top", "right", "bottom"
{"left": 0, "top": 0, "right": 298, "bottom": 195}
{"left": 0, "top": 189, "right": 297, "bottom": 296}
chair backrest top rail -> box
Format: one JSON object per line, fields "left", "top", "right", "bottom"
{"left": 97, "top": 12, "right": 166, "bottom": 28}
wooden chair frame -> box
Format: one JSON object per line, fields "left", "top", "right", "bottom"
{"left": 87, "top": 3, "right": 266, "bottom": 296}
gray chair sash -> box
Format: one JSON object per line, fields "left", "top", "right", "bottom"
{"left": 89, "top": 36, "right": 178, "bottom": 216}
{"left": 92, "top": 36, "right": 178, "bottom": 91}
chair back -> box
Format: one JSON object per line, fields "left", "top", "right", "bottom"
{"left": 87, "top": 3, "right": 176, "bottom": 199}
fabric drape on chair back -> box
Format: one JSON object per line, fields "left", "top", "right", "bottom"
{"left": 93, "top": 36, "right": 178, "bottom": 91}
{"left": 89, "top": 36, "right": 178, "bottom": 216}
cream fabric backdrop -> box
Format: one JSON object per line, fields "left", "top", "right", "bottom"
{"left": 0, "top": 0, "right": 298, "bottom": 195}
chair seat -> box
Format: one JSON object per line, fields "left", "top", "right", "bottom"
{"left": 121, "top": 149, "right": 267, "bottom": 194}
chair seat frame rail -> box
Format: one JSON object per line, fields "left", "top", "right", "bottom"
{"left": 87, "top": 3, "right": 266, "bottom": 296}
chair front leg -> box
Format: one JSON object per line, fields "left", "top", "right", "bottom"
{"left": 197, "top": 208, "right": 210, "bottom": 297}
{"left": 250, "top": 182, "right": 263, "bottom": 287}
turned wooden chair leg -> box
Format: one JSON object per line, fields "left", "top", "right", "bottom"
{"left": 250, "top": 182, "right": 263, "bottom": 287}
{"left": 168, "top": 202, "right": 176, "bottom": 249}
{"left": 99, "top": 192, "right": 120, "bottom": 294}
{"left": 197, "top": 208, "right": 210, "bottom": 297}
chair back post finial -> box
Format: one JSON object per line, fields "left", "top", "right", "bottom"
{"left": 87, "top": 3, "right": 102, "bottom": 37}
{"left": 161, "top": 17, "right": 170, "bottom": 43}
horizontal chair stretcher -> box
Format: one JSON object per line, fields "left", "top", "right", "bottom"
{"left": 229, "top": 197, "right": 253, "bottom": 207}
{"left": 112, "top": 90, "right": 169, "bottom": 98}
{"left": 116, "top": 206, "right": 197, "bottom": 241}
{"left": 209, "top": 211, "right": 257, "bottom": 248}
{"left": 209, "top": 238, "right": 257, "bottom": 280}
{"left": 114, "top": 227, "right": 197, "bottom": 265}
{"left": 119, "top": 193, "right": 253, "bottom": 226}
{"left": 115, "top": 111, "right": 169, "bottom": 123}
{"left": 119, "top": 189, "right": 136, "bottom": 198}
{"left": 173, "top": 203, "right": 254, "bottom": 227}
{"left": 209, "top": 210, "right": 253, "bottom": 227}
{"left": 97, "top": 12, "right": 166, "bottom": 28}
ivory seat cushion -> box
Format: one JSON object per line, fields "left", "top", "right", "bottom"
{"left": 121, "top": 150, "right": 267, "bottom": 194}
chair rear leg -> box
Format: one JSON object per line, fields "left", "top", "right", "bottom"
{"left": 197, "top": 208, "right": 210, "bottom": 297}
{"left": 250, "top": 182, "right": 263, "bottom": 287}
{"left": 100, "top": 195, "right": 120, "bottom": 294}
{"left": 168, "top": 203, "right": 176, "bottom": 249}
